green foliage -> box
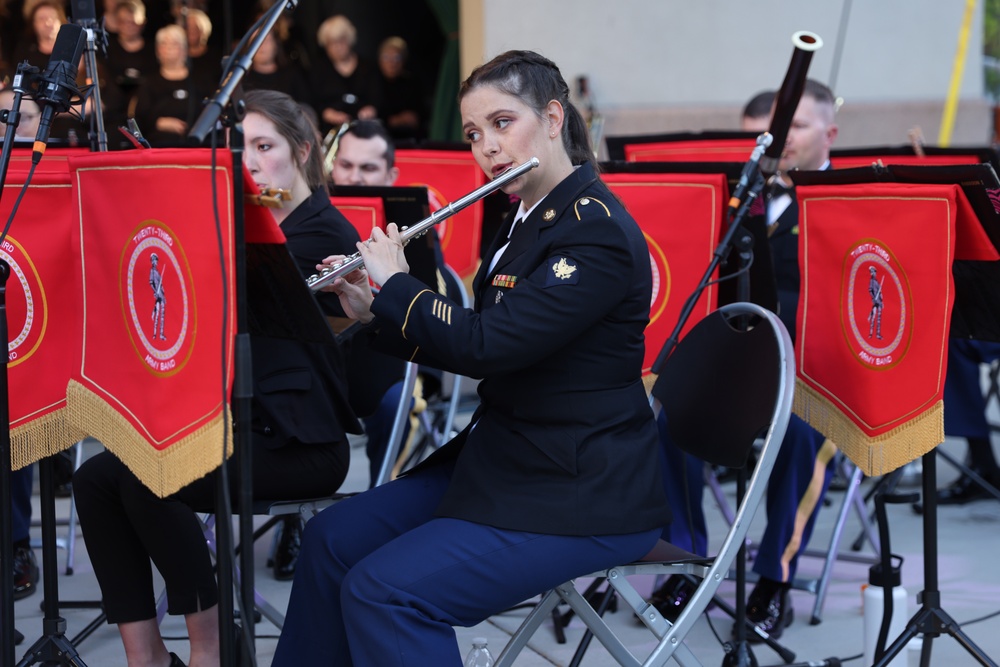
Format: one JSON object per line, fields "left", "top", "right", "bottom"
{"left": 987, "top": 0, "right": 1000, "bottom": 100}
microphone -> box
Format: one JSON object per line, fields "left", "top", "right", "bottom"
{"left": 32, "top": 22, "right": 86, "bottom": 163}
{"left": 758, "top": 31, "right": 823, "bottom": 176}
{"left": 727, "top": 131, "right": 772, "bottom": 216}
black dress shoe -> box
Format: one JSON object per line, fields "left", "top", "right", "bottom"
{"left": 937, "top": 471, "right": 999, "bottom": 506}
{"left": 272, "top": 517, "right": 304, "bottom": 581}
{"left": 744, "top": 578, "right": 793, "bottom": 642}
{"left": 14, "top": 628, "right": 23, "bottom": 645}
{"left": 649, "top": 575, "right": 698, "bottom": 622}
{"left": 12, "top": 545, "right": 39, "bottom": 601}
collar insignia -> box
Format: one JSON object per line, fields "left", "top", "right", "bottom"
{"left": 543, "top": 208, "right": 556, "bottom": 221}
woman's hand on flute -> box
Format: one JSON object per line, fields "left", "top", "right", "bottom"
{"left": 317, "top": 255, "right": 376, "bottom": 324}
{"left": 356, "top": 223, "right": 409, "bottom": 287}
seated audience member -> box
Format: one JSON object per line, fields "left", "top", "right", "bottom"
{"left": 132, "top": 24, "right": 203, "bottom": 146}
{"left": 11, "top": 0, "right": 65, "bottom": 70}
{"left": 271, "top": 49, "right": 670, "bottom": 666}
{"left": 74, "top": 89, "right": 362, "bottom": 667}
{"left": 376, "top": 36, "right": 426, "bottom": 141}
{"left": 103, "top": 0, "right": 157, "bottom": 131}
{"left": 181, "top": 8, "right": 221, "bottom": 92}
{"left": 308, "top": 14, "right": 382, "bottom": 136}
{"left": 243, "top": 16, "right": 309, "bottom": 105}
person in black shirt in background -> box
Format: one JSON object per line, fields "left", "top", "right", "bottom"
{"left": 376, "top": 36, "right": 426, "bottom": 141}
{"left": 308, "top": 14, "right": 382, "bottom": 136}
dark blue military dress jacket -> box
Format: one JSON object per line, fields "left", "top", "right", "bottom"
{"left": 366, "top": 163, "right": 670, "bottom": 536}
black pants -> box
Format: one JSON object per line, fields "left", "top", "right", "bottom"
{"left": 74, "top": 436, "right": 349, "bottom": 623}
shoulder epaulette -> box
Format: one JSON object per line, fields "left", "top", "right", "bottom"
{"left": 573, "top": 196, "right": 611, "bottom": 220}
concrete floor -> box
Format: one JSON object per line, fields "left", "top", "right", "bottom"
{"left": 10, "top": 430, "right": 1000, "bottom": 667}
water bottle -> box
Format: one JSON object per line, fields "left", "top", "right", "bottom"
{"left": 464, "top": 636, "right": 494, "bottom": 667}
{"left": 862, "top": 565, "right": 908, "bottom": 667}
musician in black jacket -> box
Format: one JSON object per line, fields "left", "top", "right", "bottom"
{"left": 74, "top": 89, "right": 361, "bottom": 667}
{"left": 650, "top": 81, "right": 840, "bottom": 640}
{"left": 272, "top": 49, "right": 670, "bottom": 666}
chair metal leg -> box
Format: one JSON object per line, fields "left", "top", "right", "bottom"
{"left": 795, "top": 458, "right": 880, "bottom": 625}
{"left": 494, "top": 591, "right": 562, "bottom": 667}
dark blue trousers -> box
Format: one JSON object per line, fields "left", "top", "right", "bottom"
{"left": 658, "top": 412, "right": 833, "bottom": 583}
{"left": 273, "top": 462, "right": 660, "bottom": 667}
{"left": 752, "top": 414, "right": 834, "bottom": 582}
{"left": 944, "top": 338, "right": 1000, "bottom": 439}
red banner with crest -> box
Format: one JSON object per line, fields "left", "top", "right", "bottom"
{"left": 66, "top": 149, "right": 237, "bottom": 497}
{"left": 602, "top": 173, "right": 727, "bottom": 378}
{"left": 794, "top": 182, "right": 988, "bottom": 475}
{"left": 2, "top": 154, "right": 83, "bottom": 468}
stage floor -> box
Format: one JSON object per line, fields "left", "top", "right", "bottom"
{"left": 12, "top": 426, "right": 1000, "bottom": 666}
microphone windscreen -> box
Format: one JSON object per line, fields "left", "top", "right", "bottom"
{"left": 38, "top": 23, "right": 86, "bottom": 109}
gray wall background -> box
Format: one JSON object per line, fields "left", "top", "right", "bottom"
{"left": 473, "top": 0, "right": 992, "bottom": 153}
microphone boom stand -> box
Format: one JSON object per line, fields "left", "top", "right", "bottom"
{"left": 187, "top": 3, "right": 298, "bottom": 664}
{"left": 0, "top": 65, "right": 88, "bottom": 667}
{"left": 76, "top": 16, "right": 107, "bottom": 152}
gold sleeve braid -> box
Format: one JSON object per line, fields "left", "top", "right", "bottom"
{"left": 400, "top": 288, "right": 436, "bottom": 339}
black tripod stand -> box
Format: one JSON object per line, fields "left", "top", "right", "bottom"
{"left": 16, "top": 453, "right": 87, "bottom": 667}
{"left": 871, "top": 450, "right": 997, "bottom": 667}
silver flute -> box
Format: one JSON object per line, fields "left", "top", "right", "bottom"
{"left": 307, "top": 157, "right": 540, "bottom": 292}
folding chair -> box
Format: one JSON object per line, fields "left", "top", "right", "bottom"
{"left": 495, "top": 302, "right": 795, "bottom": 667}
{"left": 155, "top": 361, "right": 421, "bottom": 629}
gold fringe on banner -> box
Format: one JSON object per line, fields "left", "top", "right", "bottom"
{"left": 794, "top": 379, "right": 944, "bottom": 477}
{"left": 10, "top": 409, "right": 85, "bottom": 471}
{"left": 66, "top": 380, "right": 233, "bottom": 498}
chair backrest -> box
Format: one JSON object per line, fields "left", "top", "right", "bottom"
{"left": 653, "top": 302, "right": 791, "bottom": 470}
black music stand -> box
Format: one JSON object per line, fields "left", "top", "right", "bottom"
{"left": 830, "top": 144, "right": 1000, "bottom": 172}
{"left": 605, "top": 131, "right": 760, "bottom": 163}
{"left": 328, "top": 184, "right": 440, "bottom": 289}
{"left": 790, "top": 162, "right": 1000, "bottom": 667}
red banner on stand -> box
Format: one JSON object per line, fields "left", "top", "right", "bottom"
{"left": 66, "top": 149, "right": 237, "bottom": 497}
{"left": 602, "top": 173, "right": 727, "bottom": 377}
{"left": 330, "top": 196, "right": 385, "bottom": 241}
{"left": 2, "top": 160, "right": 82, "bottom": 469}
{"left": 394, "top": 149, "right": 485, "bottom": 279}
{"left": 794, "top": 182, "right": 976, "bottom": 475}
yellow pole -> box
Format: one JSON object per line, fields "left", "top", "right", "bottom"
{"left": 939, "top": 0, "right": 977, "bottom": 146}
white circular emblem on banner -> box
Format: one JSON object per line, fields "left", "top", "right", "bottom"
{"left": 123, "top": 223, "right": 194, "bottom": 375}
